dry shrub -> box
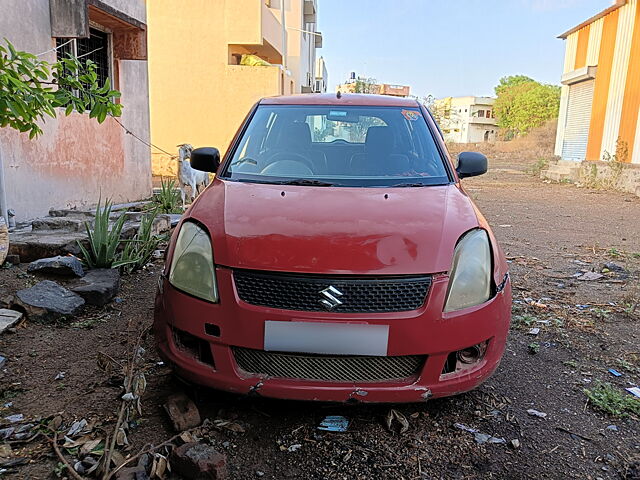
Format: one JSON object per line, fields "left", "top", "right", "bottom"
{"left": 446, "top": 120, "right": 558, "bottom": 166}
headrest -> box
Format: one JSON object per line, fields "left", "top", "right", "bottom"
{"left": 285, "top": 122, "right": 312, "bottom": 149}
{"left": 365, "top": 126, "right": 393, "bottom": 153}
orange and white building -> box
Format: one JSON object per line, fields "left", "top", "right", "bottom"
{"left": 555, "top": 0, "right": 640, "bottom": 164}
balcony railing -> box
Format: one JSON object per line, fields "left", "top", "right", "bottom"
{"left": 225, "top": 0, "right": 285, "bottom": 55}
{"left": 304, "top": 0, "right": 317, "bottom": 23}
{"left": 468, "top": 116, "right": 497, "bottom": 125}
{"left": 225, "top": 64, "right": 282, "bottom": 97}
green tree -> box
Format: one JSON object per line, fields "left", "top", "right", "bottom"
{"left": 0, "top": 40, "right": 122, "bottom": 139}
{"left": 354, "top": 77, "right": 378, "bottom": 94}
{"left": 494, "top": 75, "right": 535, "bottom": 96}
{"left": 494, "top": 76, "right": 560, "bottom": 137}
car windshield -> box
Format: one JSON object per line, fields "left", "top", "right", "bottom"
{"left": 221, "top": 105, "right": 450, "bottom": 187}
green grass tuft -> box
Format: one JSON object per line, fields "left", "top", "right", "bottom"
{"left": 584, "top": 381, "right": 640, "bottom": 417}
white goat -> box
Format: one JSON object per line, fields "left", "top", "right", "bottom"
{"left": 177, "top": 143, "right": 210, "bottom": 206}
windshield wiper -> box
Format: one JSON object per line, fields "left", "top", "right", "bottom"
{"left": 275, "top": 179, "right": 335, "bottom": 186}
{"left": 390, "top": 182, "right": 432, "bottom": 187}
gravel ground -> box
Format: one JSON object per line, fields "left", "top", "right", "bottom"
{"left": 1, "top": 151, "right": 639, "bottom": 479}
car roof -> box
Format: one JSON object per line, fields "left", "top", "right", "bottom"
{"left": 260, "top": 93, "right": 421, "bottom": 107}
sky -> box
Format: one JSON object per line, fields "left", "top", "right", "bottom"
{"left": 316, "top": 0, "right": 613, "bottom": 98}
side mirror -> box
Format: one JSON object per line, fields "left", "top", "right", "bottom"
{"left": 190, "top": 147, "right": 220, "bottom": 173}
{"left": 456, "top": 152, "right": 487, "bottom": 179}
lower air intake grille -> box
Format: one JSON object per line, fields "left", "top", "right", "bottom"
{"left": 232, "top": 347, "right": 425, "bottom": 382}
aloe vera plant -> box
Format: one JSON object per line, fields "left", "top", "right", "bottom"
{"left": 77, "top": 199, "right": 133, "bottom": 269}
{"left": 118, "top": 207, "right": 162, "bottom": 274}
{"left": 154, "top": 177, "right": 182, "bottom": 214}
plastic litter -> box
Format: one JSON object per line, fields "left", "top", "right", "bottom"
{"left": 4, "top": 414, "right": 23, "bottom": 423}
{"left": 528, "top": 328, "right": 540, "bottom": 335}
{"left": 67, "top": 419, "right": 87, "bottom": 437}
{"left": 608, "top": 368, "right": 622, "bottom": 377}
{"left": 606, "top": 425, "right": 618, "bottom": 431}
{"left": 527, "top": 409, "right": 547, "bottom": 418}
{"left": 318, "top": 415, "right": 350, "bottom": 432}
{"left": 453, "top": 423, "right": 506, "bottom": 445}
{"left": 625, "top": 387, "right": 640, "bottom": 398}
{"left": 577, "top": 272, "right": 604, "bottom": 281}
{"left": 287, "top": 444, "right": 302, "bottom": 452}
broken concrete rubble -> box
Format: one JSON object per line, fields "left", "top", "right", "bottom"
{"left": 27, "top": 255, "right": 84, "bottom": 277}
{"left": 171, "top": 442, "right": 227, "bottom": 480}
{"left": 70, "top": 269, "right": 120, "bottom": 306}
{"left": 0, "top": 309, "right": 23, "bottom": 333}
{"left": 163, "top": 392, "right": 201, "bottom": 432}
{"left": 14, "top": 280, "right": 85, "bottom": 319}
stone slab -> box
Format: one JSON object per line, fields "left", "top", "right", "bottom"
{"left": 15, "top": 281, "right": 85, "bottom": 319}
{"left": 70, "top": 269, "right": 120, "bottom": 306}
{"left": 27, "top": 255, "right": 85, "bottom": 277}
{"left": 0, "top": 309, "right": 23, "bottom": 333}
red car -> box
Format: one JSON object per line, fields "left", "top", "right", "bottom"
{"left": 154, "top": 94, "right": 511, "bottom": 403}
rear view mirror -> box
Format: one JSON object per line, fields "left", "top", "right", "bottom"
{"left": 190, "top": 147, "right": 220, "bottom": 173}
{"left": 456, "top": 152, "right": 487, "bottom": 179}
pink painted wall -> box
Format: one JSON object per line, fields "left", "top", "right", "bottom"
{"left": 0, "top": 0, "right": 152, "bottom": 222}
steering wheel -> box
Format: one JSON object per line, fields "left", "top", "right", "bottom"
{"left": 260, "top": 160, "right": 313, "bottom": 176}
{"left": 262, "top": 152, "right": 314, "bottom": 173}
{"left": 410, "top": 156, "right": 442, "bottom": 177}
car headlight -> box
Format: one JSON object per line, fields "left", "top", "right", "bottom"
{"left": 168, "top": 222, "right": 219, "bottom": 302}
{"left": 444, "top": 229, "right": 492, "bottom": 313}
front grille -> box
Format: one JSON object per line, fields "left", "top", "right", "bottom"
{"left": 233, "top": 270, "right": 431, "bottom": 313}
{"left": 233, "top": 347, "right": 426, "bottom": 382}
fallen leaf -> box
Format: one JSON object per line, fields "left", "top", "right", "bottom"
{"left": 385, "top": 409, "right": 409, "bottom": 434}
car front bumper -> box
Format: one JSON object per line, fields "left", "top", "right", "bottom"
{"left": 154, "top": 268, "right": 511, "bottom": 403}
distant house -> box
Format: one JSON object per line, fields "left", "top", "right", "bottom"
{"left": 336, "top": 73, "right": 411, "bottom": 97}
{"left": 0, "top": 0, "right": 151, "bottom": 223}
{"left": 434, "top": 97, "right": 498, "bottom": 143}
{"left": 555, "top": 0, "right": 640, "bottom": 164}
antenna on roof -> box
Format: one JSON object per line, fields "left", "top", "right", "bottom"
{"left": 336, "top": 90, "right": 342, "bottom": 99}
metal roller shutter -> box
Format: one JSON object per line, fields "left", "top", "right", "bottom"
{"left": 561, "top": 80, "right": 595, "bottom": 161}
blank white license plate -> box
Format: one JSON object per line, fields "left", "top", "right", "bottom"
{"left": 264, "top": 321, "right": 389, "bottom": 356}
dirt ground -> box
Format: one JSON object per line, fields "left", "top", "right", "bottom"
{"left": 1, "top": 150, "right": 639, "bottom": 479}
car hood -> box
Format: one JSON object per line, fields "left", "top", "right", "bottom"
{"left": 188, "top": 179, "right": 481, "bottom": 275}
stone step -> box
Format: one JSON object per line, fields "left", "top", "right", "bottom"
{"left": 10, "top": 215, "right": 172, "bottom": 263}
{"left": 32, "top": 217, "right": 87, "bottom": 232}
{"left": 49, "top": 201, "right": 152, "bottom": 218}
{"left": 544, "top": 170, "right": 573, "bottom": 182}
{"left": 9, "top": 230, "right": 88, "bottom": 263}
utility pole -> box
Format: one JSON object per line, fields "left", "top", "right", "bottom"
{"left": 280, "top": 0, "right": 287, "bottom": 71}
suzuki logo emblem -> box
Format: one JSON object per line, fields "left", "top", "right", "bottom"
{"left": 319, "top": 285, "right": 344, "bottom": 310}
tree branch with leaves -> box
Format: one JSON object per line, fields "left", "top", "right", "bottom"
{"left": 0, "top": 39, "right": 122, "bottom": 139}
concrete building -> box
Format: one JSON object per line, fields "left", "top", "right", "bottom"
{"left": 434, "top": 97, "right": 498, "bottom": 143}
{"left": 147, "top": 0, "right": 324, "bottom": 176}
{"left": 555, "top": 0, "right": 640, "bottom": 164}
{"left": 336, "top": 74, "right": 411, "bottom": 97}
{"left": 314, "top": 56, "right": 328, "bottom": 93}
{"left": 0, "top": 0, "right": 151, "bottom": 223}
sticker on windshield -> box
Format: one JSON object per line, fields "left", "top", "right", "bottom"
{"left": 329, "top": 110, "right": 347, "bottom": 117}
{"left": 401, "top": 109, "right": 420, "bottom": 121}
